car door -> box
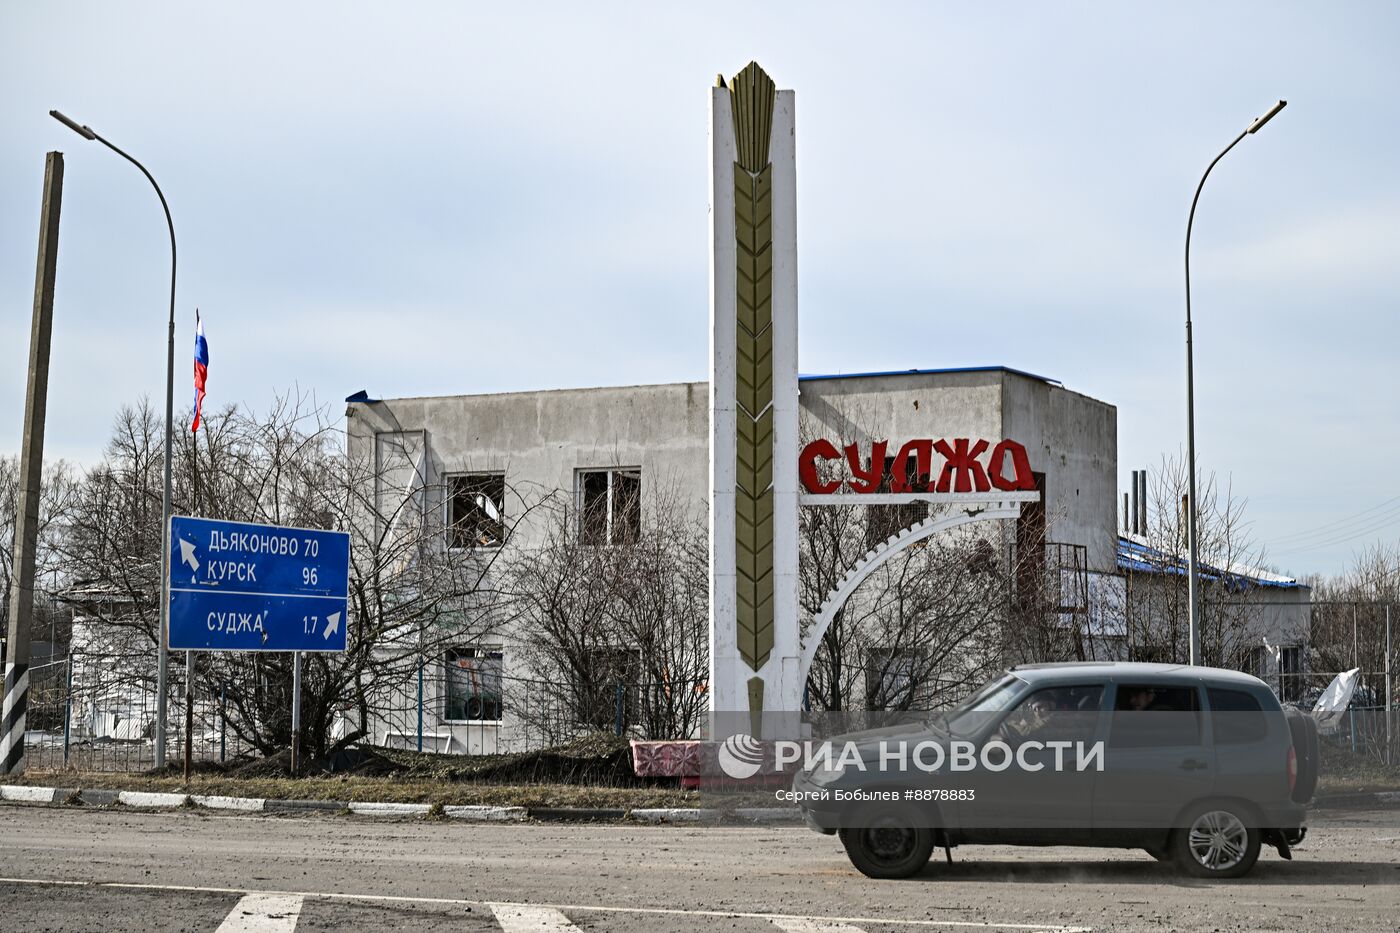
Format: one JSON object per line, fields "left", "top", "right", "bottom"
{"left": 1093, "top": 682, "right": 1215, "bottom": 836}
{"left": 958, "top": 683, "right": 1105, "bottom": 843}
{"left": 1209, "top": 686, "right": 1290, "bottom": 809}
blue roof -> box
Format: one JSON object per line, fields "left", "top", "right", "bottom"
{"left": 1117, "top": 536, "right": 1304, "bottom": 590}
{"left": 798, "top": 365, "right": 1061, "bottom": 386}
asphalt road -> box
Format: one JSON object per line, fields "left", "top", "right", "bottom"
{"left": 1, "top": 804, "right": 1398, "bottom": 932}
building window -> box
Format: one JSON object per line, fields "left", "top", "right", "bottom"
{"left": 864, "top": 648, "right": 926, "bottom": 711}
{"left": 1244, "top": 645, "right": 1268, "bottom": 679}
{"left": 444, "top": 647, "right": 503, "bottom": 721}
{"left": 448, "top": 473, "right": 506, "bottom": 549}
{"left": 1015, "top": 470, "right": 1048, "bottom": 608}
{"left": 577, "top": 468, "right": 642, "bottom": 545}
{"left": 1278, "top": 645, "right": 1303, "bottom": 703}
{"left": 1128, "top": 643, "right": 1171, "bottom": 664}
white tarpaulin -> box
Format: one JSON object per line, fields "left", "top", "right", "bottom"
{"left": 1312, "top": 668, "right": 1360, "bottom": 727}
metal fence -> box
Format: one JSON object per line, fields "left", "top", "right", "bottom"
{"left": 13, "top": 599, "right": 1400, "bottom": 773}
{"left": 23, "top": 654, "right": 261, "bottom": 772}
{"left": 17, "top": 649, "right": 709, "bottom": 772}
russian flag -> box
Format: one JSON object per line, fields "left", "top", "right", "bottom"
{"left": 192, "top": 309, "right": 209, "bottom": 432}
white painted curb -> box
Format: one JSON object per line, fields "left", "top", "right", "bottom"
{"left": 118, "top": 791, "right": 189, "bottom": 808}
{"left": 1, "top": 785, "right": 57, "bottom": 803}
{"left": 347, "top": 801, "right": 430, "bottom": 817}
{"left": 192, "top": 794, "right": 266, "bottom": 812}
{"left": 735, "top": 807, "right": 801, "bottom": 823}
{"left": 629, "top": 808, "right": 719, "bottom": 823}
{"left": 444, "top": 805, "right": 527, "bottom": 822}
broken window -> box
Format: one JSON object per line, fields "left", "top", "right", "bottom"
{"left": 447, "top": 473, "right": 506, "bottom": 549}
{"left": 577, "top": 468, "right": 642, "bottom": 545}
{"left": 444, "top": 646, "right": 503, "bottom": 721}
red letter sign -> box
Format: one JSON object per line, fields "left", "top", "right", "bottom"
{"left": 933, "top": 438, "right": 990, "bottom": 493}
{"left": 798, "top": 439, "right": 842, "bottom": 494}
{"left": 988, "top": 439, "right": 1036, "bottom": 491}
{"left": 845, "top": 441, "right": 888, "bottom": 494}
{"left": 890, "top": 439, "right": 932, "bottom": 493}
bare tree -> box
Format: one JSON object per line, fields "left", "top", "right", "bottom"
{"left": 796, "top": 414, "right": 1036, "bottom": 713}
{"left": 54, "top": 393, "right": 535, "bottom": 762}
{"left": 1120, "top": 453, "right": 1268, "bottom": 668}
{"left": 0, "top": 455, "right": 74, "bottom": 643}
{"left": 1308, "top": 544, "right": 1396, "bottom": 688}
{"left": 508, "top": 475, "right": 710, "bottom": 742}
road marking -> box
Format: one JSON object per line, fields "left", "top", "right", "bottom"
{"left": 490, "top": 903, "right": 581, "bottom": 931}
{"left": 0, "top": 877, "right": 1090, "bottom": 931}
{"left": 772, "top": 918, "right": 868, "bottom": 932}
{"left": 216, "top": 893, "right": 303, "bottom": 932}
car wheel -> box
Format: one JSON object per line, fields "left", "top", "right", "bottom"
{"left": 839, "top": 808, "right": 935, "bottom": 879}
{"left": 1172, "top": 805, "right": 1261, "bottom": 878}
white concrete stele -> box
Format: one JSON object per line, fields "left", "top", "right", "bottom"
{"left": 709, "top": 78, "right": 800, "bottom": 728}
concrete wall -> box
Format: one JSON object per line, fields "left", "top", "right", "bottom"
{"left": 349, "top": 369, "right": 1117, "bottom": 568}
{"left": 798, "top": 369, "right": 1118, "bottom": 572}
{"left": 1001, "top": 376, "right": 1118, "bottom": 571}
{"left": 348, "top": 382, "right": 711, "bottom": 546}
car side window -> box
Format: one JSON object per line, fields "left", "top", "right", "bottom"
{"left": 1109, "top": 684, "right": 1202, "bottom": 748}
{"left": 1208, "top": 688, "right": 1268, "bottom": 745}
{"left": 1000, "top": 685, "right": 1104, "bottom": 744}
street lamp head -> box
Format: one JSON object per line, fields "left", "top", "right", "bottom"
{"left": 49, "top": 110, "right": 96, "bottom": 140}
{"left": 1247, "top": 100, "right": 1288, "bottom": 134}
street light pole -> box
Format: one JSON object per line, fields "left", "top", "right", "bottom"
{"left": 50, "top": 110, "right": 176, "bottom": 764}
{"left": 1184, "top": 99, "right": 1286, "bottom": 667}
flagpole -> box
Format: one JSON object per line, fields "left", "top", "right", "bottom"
{"left": 185, "top": 309, "right": 207, "bottom": 781}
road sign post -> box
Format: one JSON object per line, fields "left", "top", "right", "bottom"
{"left": 168, "top": 516, "right": 350, "bottom": 653}
{"left": 291, "top": 651, "right": 302, "bottom": 774}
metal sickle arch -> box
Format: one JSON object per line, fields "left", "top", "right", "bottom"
{"left": 796, "top": 497, "right": 1031, "bottom": 692}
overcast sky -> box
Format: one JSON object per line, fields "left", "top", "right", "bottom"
{"left": 2, "top": 2, "right": 1397, "bottom": 578}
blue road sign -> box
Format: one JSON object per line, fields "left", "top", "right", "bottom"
{"left": 168, "top": 516, "right": 350, "bottom": 652}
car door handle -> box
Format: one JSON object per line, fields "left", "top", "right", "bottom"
{"left": 1179, "top": 758, "right": 1208, "bottom": 771}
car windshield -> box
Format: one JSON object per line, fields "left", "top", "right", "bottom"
{"left": 943, "top": 674, "right": 1026, "bottom": 736}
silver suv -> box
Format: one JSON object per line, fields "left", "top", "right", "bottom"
{"left": 792, "top": 662, "right": 1317, "bottom": 879}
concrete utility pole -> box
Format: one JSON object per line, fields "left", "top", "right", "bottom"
{"left": 2, "top": 151, "right": 64, "bottom": 776}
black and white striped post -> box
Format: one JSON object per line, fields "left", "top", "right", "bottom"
{"left": 2, "top": 151, "right": 63, "bottom": 776}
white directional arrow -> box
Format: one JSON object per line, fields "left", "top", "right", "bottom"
{"left": 323, "top": 612, "right": 341, "bottom": 641}
{"left": 178, "top": 539, "right": 200, "bottom": 573}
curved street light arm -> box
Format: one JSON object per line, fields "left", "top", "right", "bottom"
{"left": 49, "top": 110, "right": 177, "bottom": 764}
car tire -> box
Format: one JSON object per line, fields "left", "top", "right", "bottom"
{"left": 1171, "top": 804, "right": 1261, "bottom": 878}
{"left": 839, "top": 807, "right": 935, "bottom": 879}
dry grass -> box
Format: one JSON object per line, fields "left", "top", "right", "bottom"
{"left": 12, "top": 769, "right": 700, "bottom": 809}
{"left": 1317, "top": 740, "right": 1400, "bottom": 794}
